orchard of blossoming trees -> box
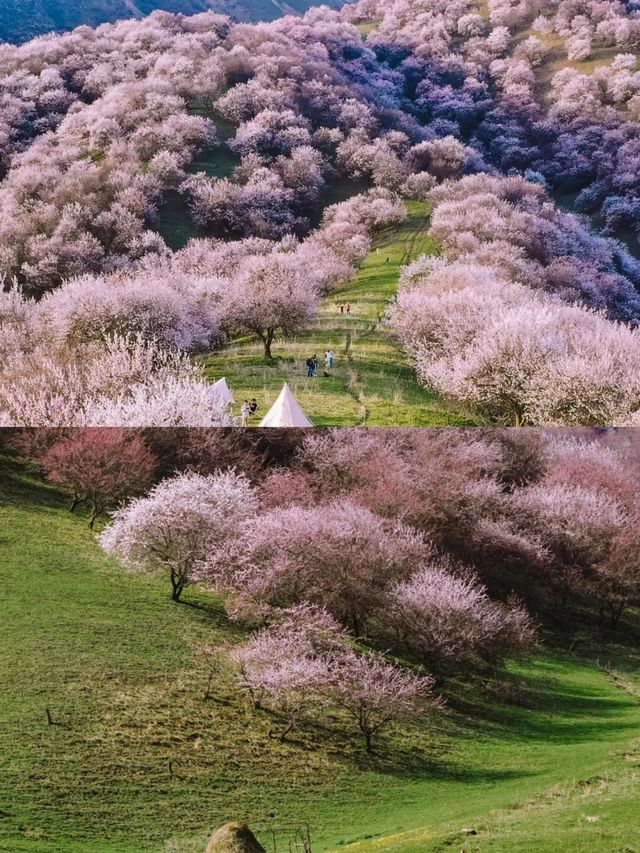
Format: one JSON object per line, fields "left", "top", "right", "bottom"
{"left": 21, "top": 426, "right": 622, "bottom": 747}
{"left": 2, "top": 0, "right": 640, "bottom": 425}
{"left": 387, "top": 175, "right": 640, "bottom": 425}
{"left": 0, "top": 189, "right": 402, "bottom": 425}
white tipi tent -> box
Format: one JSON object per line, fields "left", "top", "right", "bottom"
{"left": 259, "top": 383, "right": 314, "bottom": 427}
{"left": 209, "top": 377, "right": 235, "bottom": 407}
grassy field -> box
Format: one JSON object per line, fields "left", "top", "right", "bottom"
{"left": 355, "top": 21, "right": 380, "bottom": 36}
{"left": 154, "top": 111, "right": 239, "bottom": 251}
{"left": 199, "top": 201, "right": 479, "bottom": 427}
{"left": 506, "top": 13, "right": 640, "bottom": 103}
{"left": 2, "top": 456, "right": 640, "bottom": 853}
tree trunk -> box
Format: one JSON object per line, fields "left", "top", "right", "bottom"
{"left": 204, "top": 671, "right": 214, "bottom": 700}
{"left": 559, "top": 590, "right": 568, "bottom": 613}
{"left": 263, "top": 329, "right": 275, "bottom": 360}
{"left": 363, "top": 729, "right": 373, "bottom": 754}
{"left": 170, "top": 572, "right": 185, "bottom": 602}
{"left": 280, "top": 719, "right": 294, "bottom": 742}
{"left": 69, "top": 494, "right": 78, "bottom": 513}
{"left": 610, "top": 602, "right": 624, "bottom": 629}
{"left": 170, "top": 566, "right": 189, "bottom": 602}
{"left": 351, "top": 610, "right": 361, "bottom": 638}
{"left": 88, "top": 503, "right": 99, "bottom": 529}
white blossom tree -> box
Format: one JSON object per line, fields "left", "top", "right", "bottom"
{"left": 100, "top": 471, "right": 257, "bottom": 601}
{"left": 221, "top": 251, "right": 320, "bottom": 358}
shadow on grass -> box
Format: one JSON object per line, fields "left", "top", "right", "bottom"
{"left": 268, "top": 713, "right": 534, "bottom": 786}
{"left": 179, "top": 595, "right": 233, "bottom": 631}
{"left": 358, "top": 749, "right": 532, "bottom": 786}
{"left": 0, "top": 453, "right": 70, "bottom": 515}
{"left": 443, "top": 662, "right": 639, "bottom": 746}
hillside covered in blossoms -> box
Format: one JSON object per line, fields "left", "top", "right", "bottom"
{"left": 2, "top": 0, "right": 640, "bottom": 425}
{"left": 0, "top": 0, "right": 349, "bottom": 45}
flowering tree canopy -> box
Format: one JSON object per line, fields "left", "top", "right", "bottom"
{"left": 41, "top": 429, "right": 157, "bottom": 527}
{"left": 100, "top": 470, "right": 257, "bottom": 600}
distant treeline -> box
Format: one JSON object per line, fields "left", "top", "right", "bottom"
{"left": 0, "top": 0, "right": 347, "bottom": 44}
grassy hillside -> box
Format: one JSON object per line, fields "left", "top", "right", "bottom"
{"left": 200, "top": 201, "right": 480, "bottom": 426}
{"left": 2, "top": 455, "right": 640, "bottom": 853}
{"left": 511, "top": 26, "right": 625, "bottom": 101}
{"left": 155, "top": 110, "right": 239, "bottom": 252}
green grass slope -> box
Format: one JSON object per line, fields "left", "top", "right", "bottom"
{"left": 200, "top": 201, "right": 479, "bottom": 426}
{"left": 155, "top": 111, "right": 239, "bottom": 252}
{"left": 2, "top": 457, "right": 640, "bottom": 853}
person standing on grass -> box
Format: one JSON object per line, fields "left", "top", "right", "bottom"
{"left": 328, "top": 349, "right": 335, "bottom": 369}
{"left": 340, "top": 304, "right": 344, "bottom": 313}
{"left": 307, "top": 354, "right": 318, "bottom": 377}
{"left": 241, "top": 400, "right": 251, "bottom": 426}
{"left": 346, "top": 304, "right": 351, "bottom": 314}
{"left": 249, "top": 398, "right": 259, "bottom": 415}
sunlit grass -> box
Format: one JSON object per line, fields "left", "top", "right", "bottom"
{"left": 2, "top": 457, "right": 640, "bottom": 853}
{"left": 199, "top": 201, "right": 480, "bottom": 427}
{"left": 355, "top": 21, "right": 380, "bottom": 36}
{"left": 511, "top": 22, "right": 632, "bottom": 100}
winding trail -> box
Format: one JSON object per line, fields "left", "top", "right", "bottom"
{"left": 199, "top": 200, "right": 479, "bottom": 426}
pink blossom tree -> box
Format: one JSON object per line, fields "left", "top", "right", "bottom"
{"left": 388, "top": 258, "right": 640, "bottom": 426}
{"left": 40, "top": 429, "right": 158, "bottom": 527}
{"left": 100, "top": 470, "right": 257, "bottom": 601}
{"left": 594, "top": 522, "right": 640, "bottom": 628}
{"left": 229, "top": 631, "right": 329, "bottom": 739}
{"left": 328, "top": 650, "right": 439, "bottom": 753}
{"left": 0, "top": 333, "right": 233, "bottom": 427}
{"left": 389, "top": 563, "right": 536, "bottom": 673}
{"left": 511, "top": 482, "right": 628, "bottom": 609}
{"left": 226, "top": 603, "right": 438, "bottom": 750}
{"left": 37, "top": 269, "right": 223, "bottom": 352}
{"left": 227, "top": 604, "right": 345, "bottom": 738}
{"left": 206, "top": 499, "right": 428, "bottom": 636}
{"left": 544, "top": 437, "right": 639, "bottom": 507}
{"left": 221, "top": 250, "right": 320, "bottom": 358}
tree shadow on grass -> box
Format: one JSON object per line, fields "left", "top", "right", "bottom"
{"left": 0, "top": 453, "right": 70, "bottom": 515}
{"left": 442, "top": 663, "right": 639, "bottom": 746}
{"left": 179, "top": 595, "right": 236, "bottom": 633}
{"left": 353, "top": 737, "right": 533, "bottom": 785}
{"left": 278, "top": 713, "right": 534, "bottom": 785}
